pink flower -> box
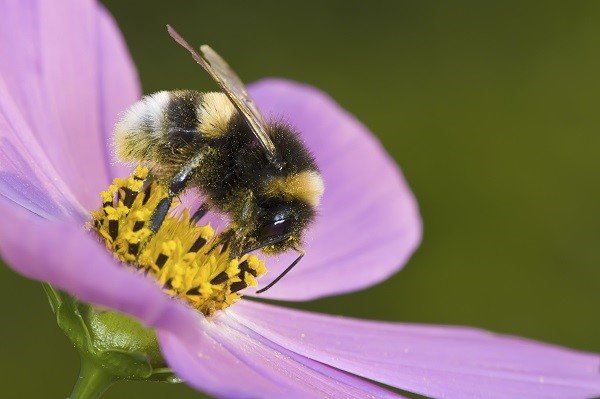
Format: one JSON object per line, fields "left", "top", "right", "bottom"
{"left": 0, "top": 1, "right": 598, "bottom": 398}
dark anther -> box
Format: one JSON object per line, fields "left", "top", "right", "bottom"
{"left": 237, "top": 269, "right": 247, "bottom": 286}
{"left": 186, "top": 287, "right": 201, "bottom": 296}
{"left": 142, "top": 185, "right": 152, "bottom": 205}
{"left": 230, "top": 281, "right": 247, "bottom": 293}
{"left": 210, "top": 271, "right": 229, "bottom": 285}
{"left": 238, "top": 260, "right": 257, "bottom": 277}
{"left": 156, "top": 253, "right": 169, "bottom": 268}
{"left": 133, "top": 174, "right": 144, "bottom": 181}
{"left": 164, "top": 278, "right": 173, "bottom": 290}
{"left": 190, "top": 203, "right": 209, "bottom": 225}
{"left": 102, "top": 202, "right": 112, "bottom": 216}
{"left": 93, "top": 219, "right": 102, "bottom": 230}
{"left": 189, "top": 236, "right": 207, "bottom": 253}
{"left": 108, "top": 220, "right": 119, "bottom": 241}
{"left": 128, "top": 243, "right": 140, "bottom": 256}
{"left": 132, "top": 220, "right": 145, "bottom": 232}
{"left": 122, "top": 187, "right": 137, "bottom": 208}
{"left": 221, "top": 238, "right": 231, "bottom": 253}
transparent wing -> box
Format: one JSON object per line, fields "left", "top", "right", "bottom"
{"left": 167, "top": 25, "right": 280, "bottom": 166}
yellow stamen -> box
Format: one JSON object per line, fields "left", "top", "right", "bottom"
{"left": 90, "top": 166, "right": 267, "bottom": 316}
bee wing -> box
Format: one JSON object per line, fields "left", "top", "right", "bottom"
{"left": 167, "top": 26, "right": 280, "bottom": 167}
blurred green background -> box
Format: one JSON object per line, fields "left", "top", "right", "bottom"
{"left": 1, "top": 1, "right": 599, "bottom": 398}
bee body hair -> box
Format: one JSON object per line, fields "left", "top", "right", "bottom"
{"left": 114, "top": 90, "right": 324, "bottom": 253}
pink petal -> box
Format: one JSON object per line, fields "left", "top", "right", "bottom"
{"left": 159, "top": 330, "right": 288, "bottom": 399}
{"left": 0, "top": 0, "right": 140, "bottom": 210}
{"left": 96, "top": 5, "right": 141, "bottom": 180}
{"left": 232, "top": 301, "right": 600, "bottom": 399}
{"left": 0, "top": 75, "right": 85, "bottom": 220}
{"left": 158, "top": 315, "right": 405, "bottom": 399}
{"left": 0, "top": 198, "right": 396, "bottom": 398}
{"left": 245, "top": 79, "right": 422, "bottom": 300}
{"left": 0, "top": 198, "right": 194, "bottom": 337}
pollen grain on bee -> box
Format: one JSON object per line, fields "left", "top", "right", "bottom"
{"left": 89, "top": 166, "right": 267, "bottom": 316}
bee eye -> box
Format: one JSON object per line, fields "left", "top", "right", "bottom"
{"left": 257, "top": 218, "right": 292, "bottom": 240}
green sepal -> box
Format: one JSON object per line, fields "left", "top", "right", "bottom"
{"left": 43, "top": 283, "right": 180, "bottom": 384}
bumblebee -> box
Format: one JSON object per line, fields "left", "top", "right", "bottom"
{"left": 113, "top": 26, "right": 324, "bottom": 293}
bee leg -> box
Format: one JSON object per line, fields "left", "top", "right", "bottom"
{"left": 240, "top": 191, "right": 254, "bottom": 221}
{"left": 205, "top": 228, "right": 235, "bottom": 254}
{"left": 255, "top": 247, "right": 305, "bottom": 294}
{"left": 228, "top": 231, "right": 247, "bottom": 258}
{"left": 150, "top": 154, "right": 203, "bottom": 233}
{"left": 227, "top": 192, "right": 254, "bottom": 256}
{"left": 150, "top": 197, "right": 173, "bottom": 233}
{"left": 190, "top": 203, "right": 210, "bottom": 225}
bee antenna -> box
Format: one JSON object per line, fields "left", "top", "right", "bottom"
{"left": 256, "top": 247, "right": 305, "bottom": 294}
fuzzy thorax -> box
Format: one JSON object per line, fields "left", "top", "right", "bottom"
{"left": 90, "top": 166, "right": 266, "bottom": 316}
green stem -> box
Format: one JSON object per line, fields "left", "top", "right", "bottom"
{"left": 69, "top": 358, "right": 115, "bottom": 399}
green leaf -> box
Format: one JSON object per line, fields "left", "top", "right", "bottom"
{"left": 43, "top": 284, "right": 179, "bottom": 384}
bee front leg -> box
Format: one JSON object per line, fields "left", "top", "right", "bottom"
{"left": 150, "top": 154, "right": 203, "bottom": 233}
{"left": 150, "top": 196, "right": 173, "bottom": 233}
{"left": 205, "top": 228, "right": 235, "bottom": 254}
{"left": 229, "top": 192, "right": 255, "bottom": 257}
{"left": 229, "top": 228, "right": 248, "bottom": 258}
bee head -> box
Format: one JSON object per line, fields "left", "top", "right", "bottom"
{"left": 245, "top": 200, "right": 314, "bottom": 254}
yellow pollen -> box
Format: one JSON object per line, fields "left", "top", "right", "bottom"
{"left": 90, "top": 166, "right": 267, "bottom": 316}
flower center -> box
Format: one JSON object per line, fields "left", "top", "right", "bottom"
{"left": 90, "top": 166, "right": 266, "bottom": 316}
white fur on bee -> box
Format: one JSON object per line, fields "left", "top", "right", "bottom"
{"left": 114, "top": 91, "right": 171, "bottom": 162}
{"left": 265, "top": 170, "right": 325, "bottom": 206}
{"left": 196, "top": 92, "right": 236, "bottom": 138}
